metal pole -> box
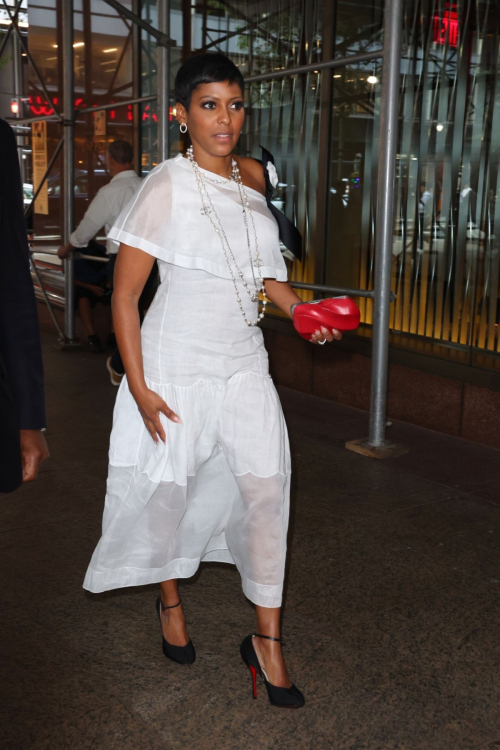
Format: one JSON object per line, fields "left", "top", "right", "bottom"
{"left": 289, "top": 282, "right": 377, "bottom": 300}
{"left": 367, "top": 0, "right": 404, "bottom": 447}
{"left": 245, "top": 50, "right": 383, "bottom": 84}
{"left": 132, "top": 0, "right": 141, "bottom": 174}
{"left": 157, "top": 0, "right": 170, "bottom": 161}
{"left": 5, "top": 114, "right": 61, "bottom": 126}
{"left": 24, "top": 135, "right": 64, "bottom": 218}
{"left": 12, "top": 20, "right": 23, "bottom": 176}
{"left": 30, "top": 257, "right": 65, "bottom": 340}
{"left": 2, "top": 0, "right": 62, "bottom": 119}
{"left": 62, "top": 0, "right": 76, "bottom": 342}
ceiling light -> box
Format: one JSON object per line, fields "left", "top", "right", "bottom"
{"left": 436, "top": 123, "right": 444, "bottom": 131}
{"left": 367, "top": 75, "right": 378, "bottom": 84}
{"left": 103, "top": 48, "right": 118, "bottom": 53}
{"left": 333, "top": 74, "right": 341, "bottom": 78}
{"left": 73, "top": 42, "right": 85, "bottom": 48}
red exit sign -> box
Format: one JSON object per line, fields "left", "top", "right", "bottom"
{"left": 434, "top": 3, "right": 458, "bottom": 47}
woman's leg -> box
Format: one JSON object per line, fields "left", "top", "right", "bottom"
{"left": 253, "top": 605, "right": 292, "bottom": 688}
{"left": 159, "top": 579, "right": 190, "bottom": 647}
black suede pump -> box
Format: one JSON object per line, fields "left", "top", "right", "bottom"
{"left": 156, "top": 597, "right": 196, "bottom": 665}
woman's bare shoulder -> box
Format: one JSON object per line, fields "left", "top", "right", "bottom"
{"left": 236, "top": 155, "right": 266, "bottom": 196}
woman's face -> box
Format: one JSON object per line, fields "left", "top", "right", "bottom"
{"left": 177, "top": 80, "right": 245, "bottom": 157}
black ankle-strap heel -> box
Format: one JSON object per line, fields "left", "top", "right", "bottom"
{"left": 155, "top": 596, "right": 196, "bottom": 665}
{"left": 240, "top": 634, "right": 305, "bottom": 708}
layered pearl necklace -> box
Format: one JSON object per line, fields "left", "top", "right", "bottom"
{"left": 187, "top": 145, "right": 267, "bottom": 327}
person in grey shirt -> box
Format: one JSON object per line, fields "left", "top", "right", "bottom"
{"left": 58, "top": 141, "right": 142, "bottom": 353}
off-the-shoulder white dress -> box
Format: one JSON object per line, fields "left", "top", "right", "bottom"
{"left": 83, "top": 153, "right": 291, "bottom": 608}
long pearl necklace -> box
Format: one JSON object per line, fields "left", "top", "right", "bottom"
{"left": 187, "top": 145, "right": 267, "bottom": 327}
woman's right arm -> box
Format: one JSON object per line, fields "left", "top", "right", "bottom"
{"left": 113, "top": 243, "right": 181, "bottom": 443}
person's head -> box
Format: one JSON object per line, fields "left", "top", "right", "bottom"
{"left": 106, "top": 140, "right": 134, "bottom": 176}
{"left": 174, "top": 53, "right": 245, "bottom": 158}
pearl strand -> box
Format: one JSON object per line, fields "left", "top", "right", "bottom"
{"left": 187, "top": 146, "right": 267, "bottom": 327}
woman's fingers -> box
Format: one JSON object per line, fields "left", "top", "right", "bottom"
{"left": 144, "top": 418, "right": 160, "bottom": 444}
{"left": 145, "top": 406, "right": 181, "bottom": 445}
{"left": 158, "top": 400, "right": 182, "bottom": 424}
{"left": 310, "top": 327, "right": 343, "bottom": 344}
{"left": 151, "top": 413, "right": 167, "bottom": 444}
{"left": 138, "top": 390, "right": 182, "bottom": 443}
{"left": 144, "top": 414, "right": 166, "bottom": 444}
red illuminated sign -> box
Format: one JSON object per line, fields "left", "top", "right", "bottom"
{"left": 28, "top": 97, "right": 147, "bottom": 122}
{"left": 29, "top": 94, "right": 58, "bottom": 116}
{"left": 142, "top": 104, "right": 157, "bottom": 123}
{"left": 434, "top": 3, "right": 458, "bottom": 47}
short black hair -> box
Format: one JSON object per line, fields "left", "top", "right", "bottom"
{"left": 174, "top": 53, "right": 244, "bottom": 111}
{"left": 108, "top": 140, "right": 133, "bottom": 164}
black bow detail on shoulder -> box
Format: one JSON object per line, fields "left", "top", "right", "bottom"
{"left": 259, "top": 145, "right": 302, "bottom": 262}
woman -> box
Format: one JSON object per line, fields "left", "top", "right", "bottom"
{"left": 84, "top": 53, "right": 340, "bottom": 708}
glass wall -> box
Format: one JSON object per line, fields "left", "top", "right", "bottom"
{"left": 19, "top": 0, "right": 500, "bottom": 373}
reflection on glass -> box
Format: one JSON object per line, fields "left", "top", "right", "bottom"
{"left": 326, "top": 0, "right": 500, "bottom": 367}
{"left": 190, "top": 0, "right": 324, "bottom": 78}
{"left": 245, "top": 70, "right": 322, "bottom": 294}
{"left": 326, "top": 61, "right": 381, "bottom": 307}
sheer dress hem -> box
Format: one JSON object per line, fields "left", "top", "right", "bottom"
{"left": 83, "top": 552, "right": 283, "bottom": 608}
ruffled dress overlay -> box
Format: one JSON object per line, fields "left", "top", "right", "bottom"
{"left": 83, "top": 154, "right": 291, "bottom": 608}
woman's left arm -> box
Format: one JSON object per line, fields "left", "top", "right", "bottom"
{"left": 264, "top": 279, "right": 342, "bottom": 344}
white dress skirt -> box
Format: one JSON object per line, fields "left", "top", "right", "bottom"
{"left": 83, "top": 153, "right": 291, "bottom": 608}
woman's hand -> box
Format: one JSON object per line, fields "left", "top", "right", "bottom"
{"left": 310, "top": 326, "right": 342, "bottom": 345}
{"left": 134, "top": 388, "right": 182, "bottom": 444}
{"left": 20, "top": 430, "right": 50, "bottom": 482}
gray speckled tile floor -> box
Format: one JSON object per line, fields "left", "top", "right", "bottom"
{"left": 1, "top": 333, "right": 500, "bottom": 750}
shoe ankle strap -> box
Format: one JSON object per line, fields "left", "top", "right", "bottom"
{"left": 160, "top": 599, "right": 181, "bottom": 611}
{"left": 254, "top": 633, "right": 282, "bottom": 644}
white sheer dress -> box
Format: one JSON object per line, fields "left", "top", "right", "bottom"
{"left": 83, "top": 153, "right": 291, "bottom": 608}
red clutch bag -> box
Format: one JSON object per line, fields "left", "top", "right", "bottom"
{"left": 292, "top": 296, "right": 361, "bottom": 340}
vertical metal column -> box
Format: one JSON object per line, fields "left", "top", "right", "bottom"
{"left": 12, "top": 28, "right": 23, "bottom": 175}
{"left": 132, "top": 0, "right": 141, "bottom": 172}
{"left": 157, "top": 0, "right": 170, "bottom": 162}
{"left": 367, "top": 0, "right": 404, "bottom": 447}
{"left": 62, "top": 0, "right": 76, "bottom": 342}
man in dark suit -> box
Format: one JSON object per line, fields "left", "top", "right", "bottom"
{"left": 0, "top": 118, "right": 49, "bottom": 493}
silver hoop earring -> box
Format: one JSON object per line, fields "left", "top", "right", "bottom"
{"left": 180, "top": 123, "right": 187, "bottom": 134}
